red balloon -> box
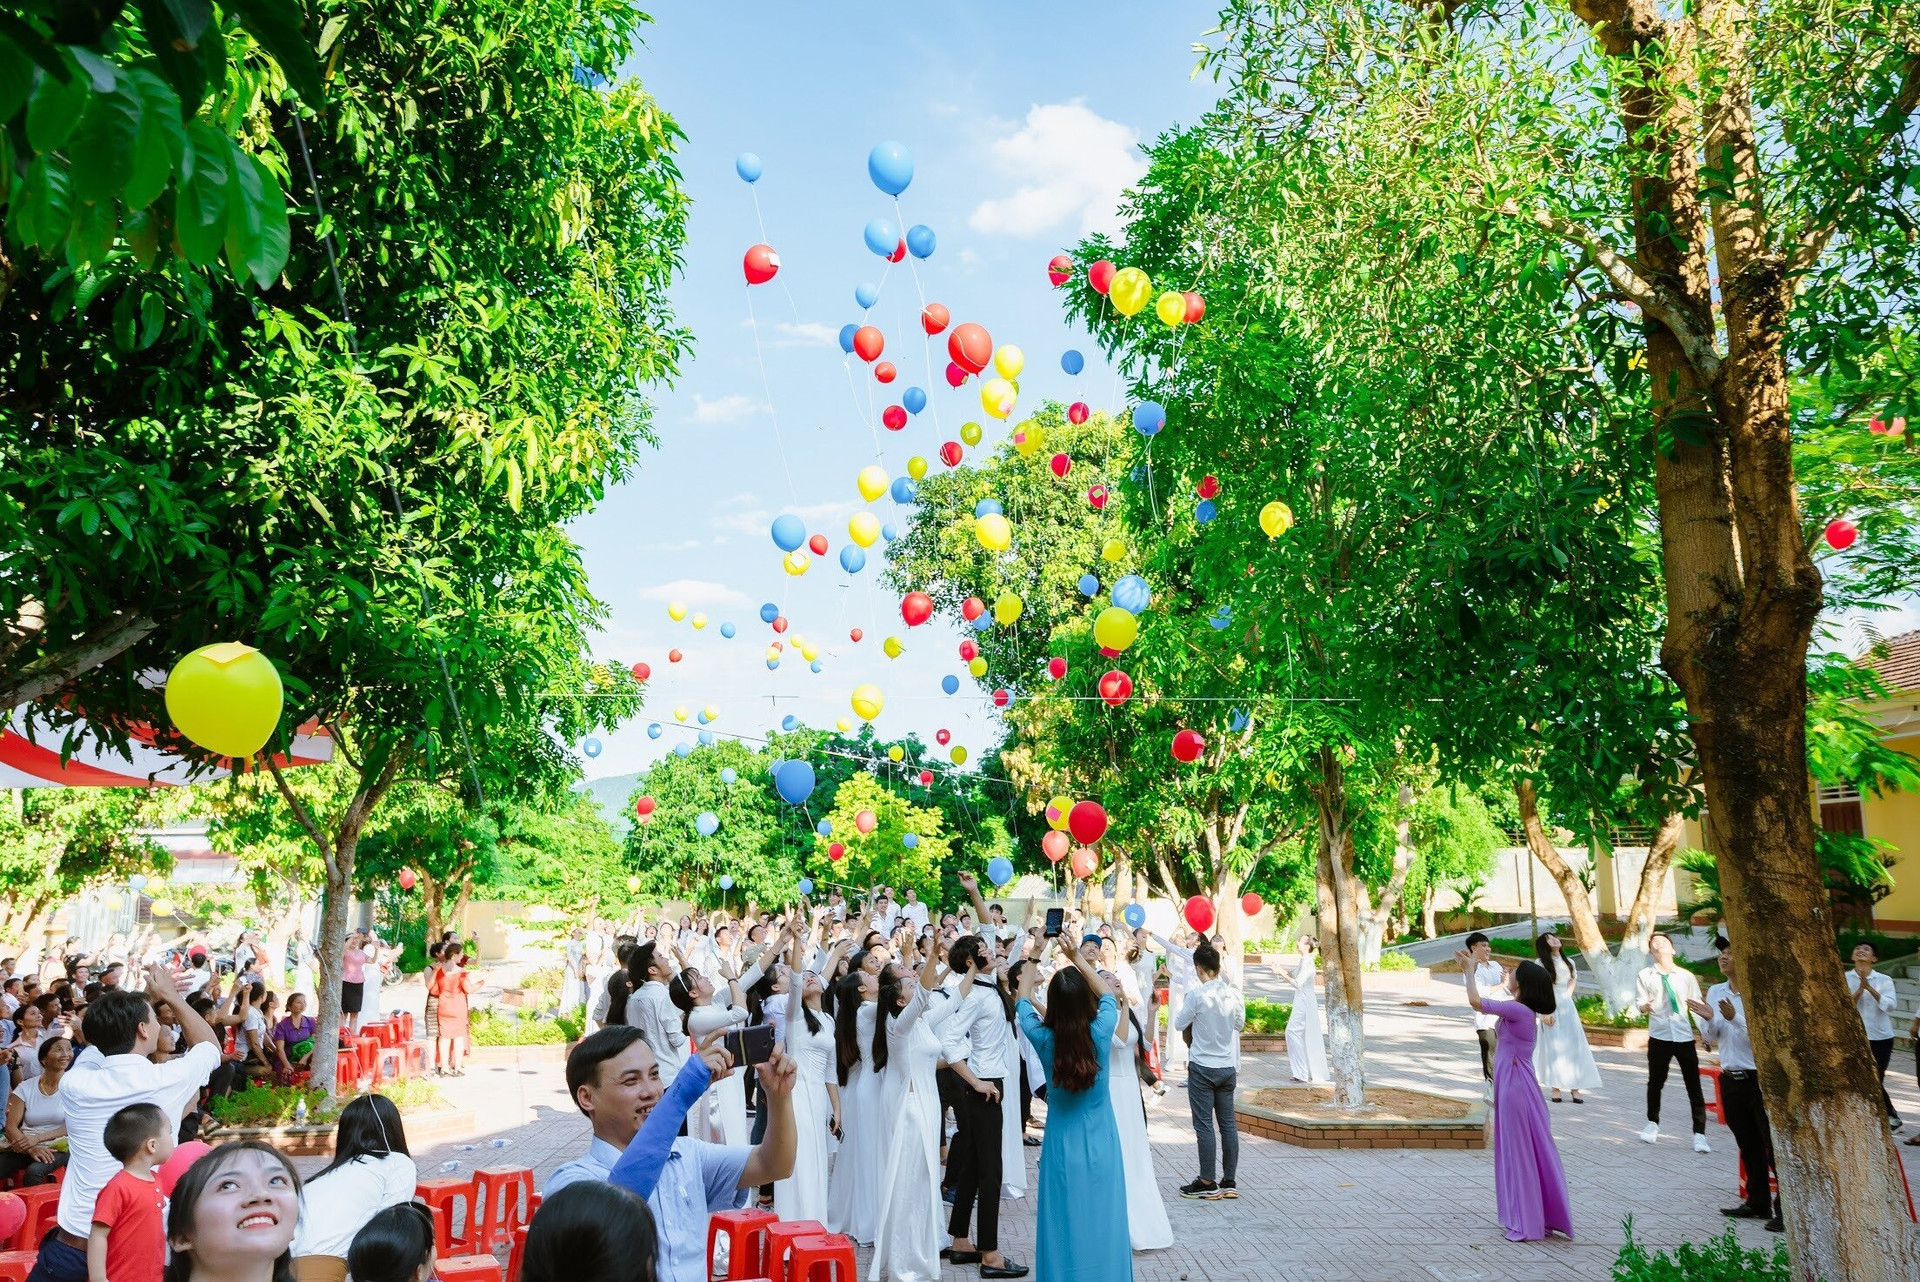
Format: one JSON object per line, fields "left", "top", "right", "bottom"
{"left": 1068, "top": 847, "right": 1099, "bottom": 880}
{"left": 1087, "top": 485, "right": 1108, "bottom": 510}
{"left": 882, "top": 405, "right": 908, "bottom": 431}
{"left": 992, "top": 688, "right": 1012, "bottom": 708}
{"left": 1172, "top": 729, "right": 1205, "bottom": 762}
{"left": 850, "top": 627, "right": 864, "bottom": 642}
{"left": 958, "top": 639, "right": 978, "bottom": 661}
{"left": 1184, "top": 896, "right": 1215, "bottom": 933}
{"left": 855, "top": 809, "right": 877, "bottom": 834}
{"left": 961, "top": 596, "right": 986, "bottom": 621}
{"left": 636, "top": 796, "right": 657, "bottom": 816}
{"left": 1041, "top": 829, "right": 1070, "bottom": 862}
{"left": 1097, "top": 669, "right": 1133, "bottom": 707}
{"left": 919, "top": 769, "right": 934, "bottom": 785}
{"left": 945, "top": 362, "right": 967, "bottom": 388}
{"left": 154, "top": 1142, "right": 212, "bottom": 1197}
{"left": 743, "top": 243, "right": 780, "bottom": 286}
{"left": 853, "top": 325, "right": 885, "bottom": 362}
{"left": 1825, "top": 518, "right": 1858, "bottom": 550}
{"left": 769, "top": 640, "right": 783, "bottom": 653}
{"left": 828, "top": 841, "right": 845, "bottom": 861}
{"left": 808, "top": 533, "right": 829, "bottom": 556}
{"left": 1048, "top": 254, "right": 1074, "bottom": 286}
{"left": 902, "top": 592, "right": 934, "bottom": 627}
{"left": 1241, "top": 892, "right": 1266, "bottom": 916}
{"left": 398, "top": 869, "right": 417, "bottom": 891}
{"left": 1183, "top": 291, "right": 1206, "bottom": 323}
{"left": 936, "top": 728, "right": 951, "bottom": 745}
{"left": 875, "top": 361, "right": 897, "bottom": 384}
{"left": 1068, "top": 799, "right": 1108, "bottom": 845}
{"left": 887, "top": 238, "right": 906, "bottom": 263}
{"left": 1088, "top": 260, "right": 1116, "bottom": 294}
{"left": 1067, "top": 401, "right": 1089, "bottom": 425}
{"left": 631, "top": 662, "right": 651, "bottom": 681}
{"left": 939, "top": 441, "right": 964, "bottom": 468}
{"left": 1049, "top": 453, "right": 1072, "bottom": 479}
{"left": 948, "top": 323, "right": 994, "bottom": 375}
{"left": 1197, "top": 474, "right": 1220, "bottom": 499}
{"left": 637, "top": 812, "right": 653, "bottom": 826}
{"left": 922, "top": 303, "right": 950, "bottom": 335}
{"left": 771, "top": 616, "right": 788, "bottom": 633}
{"left": 668, "top": 648, "right": 683, "bottom": 663}
{"left": 1046, "top": 656, "right": 1067, "bottom": 680}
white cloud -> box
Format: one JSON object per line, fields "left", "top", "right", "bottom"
{"left": 640, "top": 538, "right": 702, "bottom": 553}
{"left": 640, "top": 579, "right": 750, "bottom": 606}
{"left": 690, "top": 393, "right": 767, "bottom": 425}
{"left": 968, "top": 101, "right": 1147, "bottom": 239}
{"left": 710, "top": 499, "right": 857, "bottom": 538}
{"left": 738, "top": 318, "right": 840, "bottom": 349}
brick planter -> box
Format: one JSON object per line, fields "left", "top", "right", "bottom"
{"left": 1241, "top": 1033, "right": 1287, "bottom": 1053}
{"left": 1237, "top": 1085, "right": 1486, "bottom": 1150}
{"left": 212, "top": 1107, "right": 476, "bottom": 1157}
{"left": 468, "top": 1043, "right": 571, "bottom": 1067}
{"left": 1581, "top": 1024, "right": 1650, "bottom": 1050}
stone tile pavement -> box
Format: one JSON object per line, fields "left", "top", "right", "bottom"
{"left": 348, "top": 967, "right": 1919, "bottom": 1281}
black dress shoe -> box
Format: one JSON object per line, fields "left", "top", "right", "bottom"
{"left": 1765, "top": 1217, "right": 1784, "bottom": 1233}
{"left": 981, "top": 1260, "right": 1029, "bottom": 1278}
{"left": 944, "top": 1250, "right": 981, "bottom": 1264}
{"left": 1023, "top": 1135, "right": 1041, "bottom": 1146}
{"left": 1720, "top": 1204, "right": 1767, "bottom": 1219}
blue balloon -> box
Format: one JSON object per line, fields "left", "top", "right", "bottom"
{"left": 1133, "top": 401, "right": 1166, "bottom": 437}
{"left": 882, "top": 523, "right": 899, "bottom": 542}
{"left": 769, "top": 757, "right": 784, "bottom": 773}
{"left": 735, "top": 153, "right": 762, "bottom": 183}
{"left": 810, "top": 660, "right": 823, "bottom": 673}
{"left": 771, "top": 514, "right": 806, "bottom": 551}
{"left": 905, "top": 224, "right": 936, "bottom": 258}
{"left": 816, "top": 819, "right": 833, "bottom": 836}
{"left": 719, "top": 874, "right": 734, "bottom": 890}
{"left": 1195, "top": 499, "right": 1217, "bottom": 524}
{"left": 760, "top": 602, "right": 780, "bottom": 624}
{"left": 583, "top": 737, "right": 601, "bottom": 758}
{"left": 902, "top": 832, "right": 920, "bottom": 849}
{"left": 647, "top": 722, "right": 663, "bottom": 739}
{"left": 798, "top": 878, "right": 815, "bottom": 896}
{"left": 973, "top": 499, "right": 1003, "bottom": 518}
{"left": 1061, "top": 349, "right": 1085, "bottom": 375}
{"left": 902, "top": 387, "right": 927, "bottom": 415}
{"left": 1209, "top": 605, "right": 1233, "bottom": 630}
{"left": 970, "top": 615, "right": 992, "bottom": 632}
{"left": 840, "top": 545, "right": 867, "bottom": 574}
{"left": 890, "top": 477, "right": 917, "bottom": 503}
{"left": 863, "top": 216, "right": 900, "bottom": 257}
{"left": 774, "top": 759, "right": 816, "bottom": 805}
{"left": 1229, "top": 707, "right": 1249, "bottom": 731}
{"left": 941, "top": 674, "right": 960, "bottom": 695}
{"left": 986, "top": 856, "right": 1014, "bottom": 887}
{"left": 1112, "top": 574, "right": 1152, "bottom": 614}
{"left": 698, "top": 730, "right": 715, "bottom": 745}
{"left": 1078, "top": 574, "right": 1100, "bottom": 597}
{"left": 868, "top": 141, "right": 914, "bottom": 195}
{"left": 721, "top": 766, "right": 737, "bottom": 784}
{"left": 720, "top": 621, "right": 737, "bottom": 638}
{"left": 674, "top": 741, "right": 693, "bottom": 757}
{"left": 697, "top": 709, "right": 711, "bottom": 724}
{"left": 765, "top": 658, "right": 780, "bottom": 670}
{"left": 855, "top": 281, "right": 880, "bottom": 309}
{"left": 1123, "top": 903, "right": 1147, "bottom": 930}
{"left": 782, "top": 714, "right": 799, "bottom": 732}
{"left": 695, "top": 810, "right": 719, "bottom": 834}
{"left": 838, "top": 323, "right": 858, "bottom": 354}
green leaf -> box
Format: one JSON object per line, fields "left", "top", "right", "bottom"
{"left": 0, "top": 35, "right": 33, "bottom": 123}
{"left": 121, "top": 73, "right": 187, "bottom": 210}
{"left": 9, "top": 154, "right": 73, "bottom": 250}
{"left": 241, "top": 152, "right": 289, "bottom": 287}
{"left": 123, "top": 206, "right": 161, "bottom": 267}
{"left": 175, "top": 123, "right": 231, "bottom": 265}
{"left": 137, "top": 0, "right": 207, "bottom": 114}
{"left": 223, "top": 140, "right": 266, "bottom": 282}
{"left": 25, "top": 63, "right": 90, "bottom": 153}
{"left": 65, "top": 196, "right": 117, "bottom": 266}
{"left": 228, "top": 0, "right": 324, "bottom": 106}
{"left": 69, "top": 83, "right": 144, "bottom": 202}
{"left": 160, "top": 0, "right": 214, "bottom": 46}
{"left": 67, "top": 47, "right": 117, "bottom": 93}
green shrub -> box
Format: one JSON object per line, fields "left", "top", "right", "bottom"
{"left": 1490, "top": 936, "right": 1544, "bottom": 958}
{"left": 1244, "top": 999, "right": 1292, "bottom": 1035}
{"left": 207, "top": 1078, "right": 446, "bottom": 1128}
{"left": 1836, "top": 929, "right": 1918, "bottom": 963}
{"left": 518, "top": 965, "right": 566, "bottom": 993}
{"left": 470, "top": 1006, "right": 569, "bottom": 1046}
{"left": 1611, "top": 1217, "right": 1789, "bottom": 1280}
{"left": 1576, "top": 993, "right": 1649, "bottom": 1028}
{"left": 555, "top": 1008, "right": 586, "bottom": 1043}
{"left": 1366, "top": 949, "right": 1418, "bottom": 972}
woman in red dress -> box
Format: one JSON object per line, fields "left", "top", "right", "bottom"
{"left": 430, "top": 946, "right": 478, "bottom": 1077}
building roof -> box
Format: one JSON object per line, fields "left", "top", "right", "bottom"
{"left": 1861, "top": 629, "right": 1920, "bottom": 694}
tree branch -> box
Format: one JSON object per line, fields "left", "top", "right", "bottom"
{"left": 1789, "top": 51, "right": 1920, "bottom": 278}
{"left": 265, "top": 758, "right": 338, "bottom": 882}
{"left": 0, "top": 612, "right": 157, "bottom": 708}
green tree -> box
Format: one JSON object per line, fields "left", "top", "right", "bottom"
{"left": 624, "top": 738, "right": 803, "bottom": 911}
{"left": 1404, "top": 785, "right": 1504, "bottom": 940}
{"left": 812, "top": 772, "right": 951, "bottom": 908}
{"left": 0, "top": 787, "right": 168, "bottom": 947}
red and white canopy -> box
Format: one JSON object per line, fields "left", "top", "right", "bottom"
{"left": 0, "top": 710, "right": 333, "bottom": 788}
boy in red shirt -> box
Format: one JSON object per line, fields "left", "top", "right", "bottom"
{"left": 88, "top": 1102, "right": 173, "bottom": 1282}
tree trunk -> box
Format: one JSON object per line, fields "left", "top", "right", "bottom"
{"left": 1360, "top": 784, "right": 1418, "bottom": 966}
{"left": 1313, "top": 749, "right": 1366, "bottom": 1107}
{"left": 451, "top": 874, "right": 474, "bottom": 951}
{"left": 1420, "top": 887, "right": 1437, "bottom": 940}
{"left": 421, "top": 871, "right": 447, "bottom": 944}
{"left": 1516, "top": 778, "right": 1628, "bottom": 1008}
{"left": 1211, "top": 867, "right": 1244, "bottom": 988}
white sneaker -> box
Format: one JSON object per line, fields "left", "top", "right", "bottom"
{"left": 1693, "top": 1133, "right": 1712, "bottom": 1154}
{"left": 1639, "top": 1123, "right": 1660, "bottom": 1144}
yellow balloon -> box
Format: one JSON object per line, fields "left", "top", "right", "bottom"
{"left": 690, "top": 613, "right": 707, "bottom": 630}
{"left": 1101, "top": 538, "right": 1127, "bottom": 562}
{"left": 673, "top": 706, "right": 688, "bottom": 722}
{"left": 981, "top": 377, "right": 1016, "bottom": 420}
{"left": 888, "top": 745, "right": 905, "bottom": 762}
{"left": 1259, "top": 500, "right": 1295, "bottom": 538}
{"left": 950, "top": 745, "right": 969, "bottom": 765}
{"left": 993, "top": 344, "right": 1025, "bottom": 380}
{"left": 164, "top": 643, "right": 284, "bottom": 759}
{"left": 884, "top": 636, "right": 904, "bottom": 658}
{"left": 765, "top": 646, "right": 781, "bottom": 662}
{"left": 857, "top": 465, "right": 889, "bottom": 502}
{"left": 907, "top": 455, "right": 928, "bottom": 480}
{"left": 993, "top": 592, "right": 1024, "bottom": 625}
{"left": 627, "top": 876, "right": 642, "bottom": 893}
{"left": 1109, "top": 266, "right": 1152, "bottom": 317}
{"left": 849, "top": 511, "right": 881, "bottom": 547}
{"left": 667, "top": 601, "right": 687, "bottom": 621}
{"left": 851, "top": 684, "right": 885, "bottom": 722}
{"left": 784, "top": 550, "right": 810, "bottom": 576}
{"left": 1093, "top": 606, "right": 1139, "bottom": 653}
{"left": 151, "top": 899, "right": 175, "bottom": 917}
{"left": 1012, "top": 422, "right": 1045, "bottom": 457}
{"left": 960, "top": 421, "right": 983, "bottom": 446}
{"left": 1047, "top": 795, "right": 1073, "bottom": 831}
{"left": 836, "top": 717, "right": 853, "bottom": 732}
{"left": 968, "top": 656, "right": 988, "bottom": 678}
{"left": 801, "top": 644, "right": 819, "bottom": 661}
{"left": 702, "top": 705, "right": 719, "bottom": 722}
{"left": 975, "top": 513, "right": 1012, "bottom": 551}
{"left": 1155, "top": 290, "right": 1187, "bottom": 327}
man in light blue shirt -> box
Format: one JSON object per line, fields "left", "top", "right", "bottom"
{"left": 546, "top": 1025, "right": 798, "bottom": 1282}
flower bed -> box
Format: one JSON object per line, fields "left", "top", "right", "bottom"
{"left": 1238, "top": 1084, "right": 1486, "bottom": 1150}
{"left": 206, "top": 1080, "right": 470, "bottom": 1156}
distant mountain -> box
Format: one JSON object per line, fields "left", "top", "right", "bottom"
{"left": 577, "top": 771, "right": 644, "bottom": 837}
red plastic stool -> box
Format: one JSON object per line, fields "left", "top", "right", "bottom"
{"left": 404, "top": 1043, "right": 431, "bottom": 1075}
{"left": 787, "top": 1234, "right": 858, "bottom": 1282}
{"left": 765, "top": 1219, "right": 826, "bottom": 1282}
{"left": 431, "top": 1202, "right": 455, "bottom": 1256}
{"left": 432, "top": 1254, "right": 500, "bottom": 1282}
{"left": 1698, "top": 1063, "right": 1727, "bottom": 1125}
{"left": 334, "top": 1045, "right": 363, "bottom": 1092}
{"left": 377, "top": 1045, "right": 407, "bottom": 1081}
{"left": 472, "top": 1167, "right": 535, "bottom": 1256}
{"left": 352, "top": 1035, "right": 385, "bottom": 1083}
{"left": 399, "top": 1010, "right": 415, "bottom": 1040}
{"left": 506, "top": 1223, "right": 530, "bottom": 1282}
{"left": 5, "top": 1185, "right": 60, "bottom": 1251}
{"left": 706, "top": 1207, "right": 776, "bottom": 1279}
{"left": 0, "top": 1250, "right": 37, "bottom": 1282}
{"left": 416, "top": 1177, "right": 477, "bottom": 1252}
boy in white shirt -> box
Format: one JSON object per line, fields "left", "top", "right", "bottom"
{"left": 1635, "top": 933, "right": 1710, "bottom": 1152}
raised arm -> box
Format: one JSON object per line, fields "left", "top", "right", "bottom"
{"left": 606, "top": 1048, "right": 720, "bottom": 1199}
{"left": 1453, "top": 950, "right": 1486, "bottom": 1013}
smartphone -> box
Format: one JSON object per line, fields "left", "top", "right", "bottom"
{"left": 1043, "top": 908, "right": 1065, "bottom": 939}
{"left": 723, "top": 1023, "right": 777, "bottom": 1068}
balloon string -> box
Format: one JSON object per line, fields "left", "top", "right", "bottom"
{"left": 744, "top": 287, "right": 801, "bottom": 505}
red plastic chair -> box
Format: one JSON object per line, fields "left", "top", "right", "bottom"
{"left": 416, "top": 1177, "right": 477, "bottom": 1253}
{"left": 472, "top": 1167, "right": 535, "bottom": 1256}
{"left": 433, "top": 1254, "right": 501, "bottom": 1282}
{"left": 787, "top": 1234, "right": 858, "bottom": 1282}
{"left": 5, "top": 1185, "right": 60, "bottom": 1251}
{"left": 334, "top": 1045, "right": 363, "bottom": 1093}
{"left": 765, "top": 1219, "right": 826, "bottom": 1282}
{"left": 399, "top": 1010, "right": 415, "bottom": 1040}
{"left": 0, "top": 1249, "right": 37, "bottom": 1282}
{"left": 1698, "top": 1063, "right": 1727, "bottom": 1125}
{"left": 404, "top": 1043, "right": 431, "bottom": 1076}
{"left": 706, "top": 1207, "right": 776, "bottom": 1279}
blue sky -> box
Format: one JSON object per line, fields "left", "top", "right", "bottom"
{"left": 570, "top": 2, "right": 1225, "bottom": 780}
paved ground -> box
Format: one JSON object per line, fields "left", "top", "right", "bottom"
{"left": 361, "top": 965, "right": 1918, "bottom": 1281}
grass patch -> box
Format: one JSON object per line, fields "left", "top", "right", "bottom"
{"left": 1244, "top": 999, "right": 1292, "bottom": 1035}
{"left": 208, "top": 1078, "right": 446, "bottom": 1128}
{"left": 470, "top": 1006, "right": 582, "bottom": 1046}
{"left": 1611, "top": 1217, "right": 1788, "bottom": 1280}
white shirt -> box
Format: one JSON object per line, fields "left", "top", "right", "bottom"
{"left": 1701, "top": 982, "right": 1755, "bottom": 1072}
{"left": 1636, "top": 965, "right": 1703, "bottom": 1043}
{"left": 57, "top": 1040, "right": 219, "bottom": 1235}
{"left": 943, "top": 982, "right": 1014, "bottom": 1080}
{"left": 870, "top": 907, "right": 899, "bottom": 937}
{"left": 12, "top": 1076, "right": 64, "bottom": 1138}
{"left": 1150, "top": 936, "right": 1196, "bottom": 993}
{"left": 1172, "top": 977, "right": 1244, "bottom": 1069}
{"left": 1471, "top": 961, "right": 1509, "bottom": 1031}
{"left": 627, "top": 981, "right": 688, "bottom": 1085}
{"left": 1849, "top": 969, "right": 1897, "bottom": 1041}
{"left": 901, "top": 901, "right": 929, "bottom": 931}
{"left": 291, "top": 1151, "right": 418, "bottom": 1259}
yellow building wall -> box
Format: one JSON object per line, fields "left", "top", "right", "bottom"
{"left": 1868, "top": 724, "right": 1920, "bottom": 931}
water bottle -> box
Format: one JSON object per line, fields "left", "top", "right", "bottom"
{"left": 293, "top": 1098, "right": 308, "bottom": 1126}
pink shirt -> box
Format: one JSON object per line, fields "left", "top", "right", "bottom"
{"left": 342, "top": 948, "right": 369, "bottom": 984}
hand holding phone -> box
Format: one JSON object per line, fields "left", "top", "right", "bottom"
{"left": 723, "top": 1023, "right": 777, "bottom": 1068}
{"left": 1043, "top": 908, "right": 1065, "bottom": 939}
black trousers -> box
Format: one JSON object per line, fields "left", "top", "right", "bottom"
{"left": 1720, "top": 1069, "right": 1775, "bottom": 1214}
{"left": 1475, "top": 1028, "right": 1497, "bottom": 1081}
{"left": 945, "top": 1077, "right": 1004, "bottom": 1252}
{"left": 1871, "top": 1037, "right": 1896, "bottom": 1118}
{"left": 1647, "top": 1037, "right": 1707, "bottom": 1133}
{"left": 1018, "top": 1059, "right": 1033, "bottom": 1129}
{"left": 936, "top": 1066, "right": 963, "bottom": 1189}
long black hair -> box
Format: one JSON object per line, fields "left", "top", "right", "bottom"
{"left": 667, "top": 968, "right": 700, "bottom": 1035}
{"left": 833, "top": 952, "right": 872, "bottom": 1086}
{"left": 949, "top": 934, "right": 1013, "bottom": 1021}
{"left": 871, "top": 963, "right": 909, "bottom": 1073}
{"left": 310, "top": 1093, "right": 409, "bottom": 1182}
{"left": 346, "top": 1202, "right": 434, "bottom": 1282}
{"left": 523, "top": 1181, "right": 658, "bottom": 1282}
{"left": 1041, "top": 965, "right": 1099, "bottom": 1093}
{"left": 1513, "top": 961, "right": 1557, "bottom": 1015}
{"left": 1534, "top": 932, "right": 1571, "bottom": 984}
{"left": 163, "top": 1142, "right": 300, "bottom": 1282}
